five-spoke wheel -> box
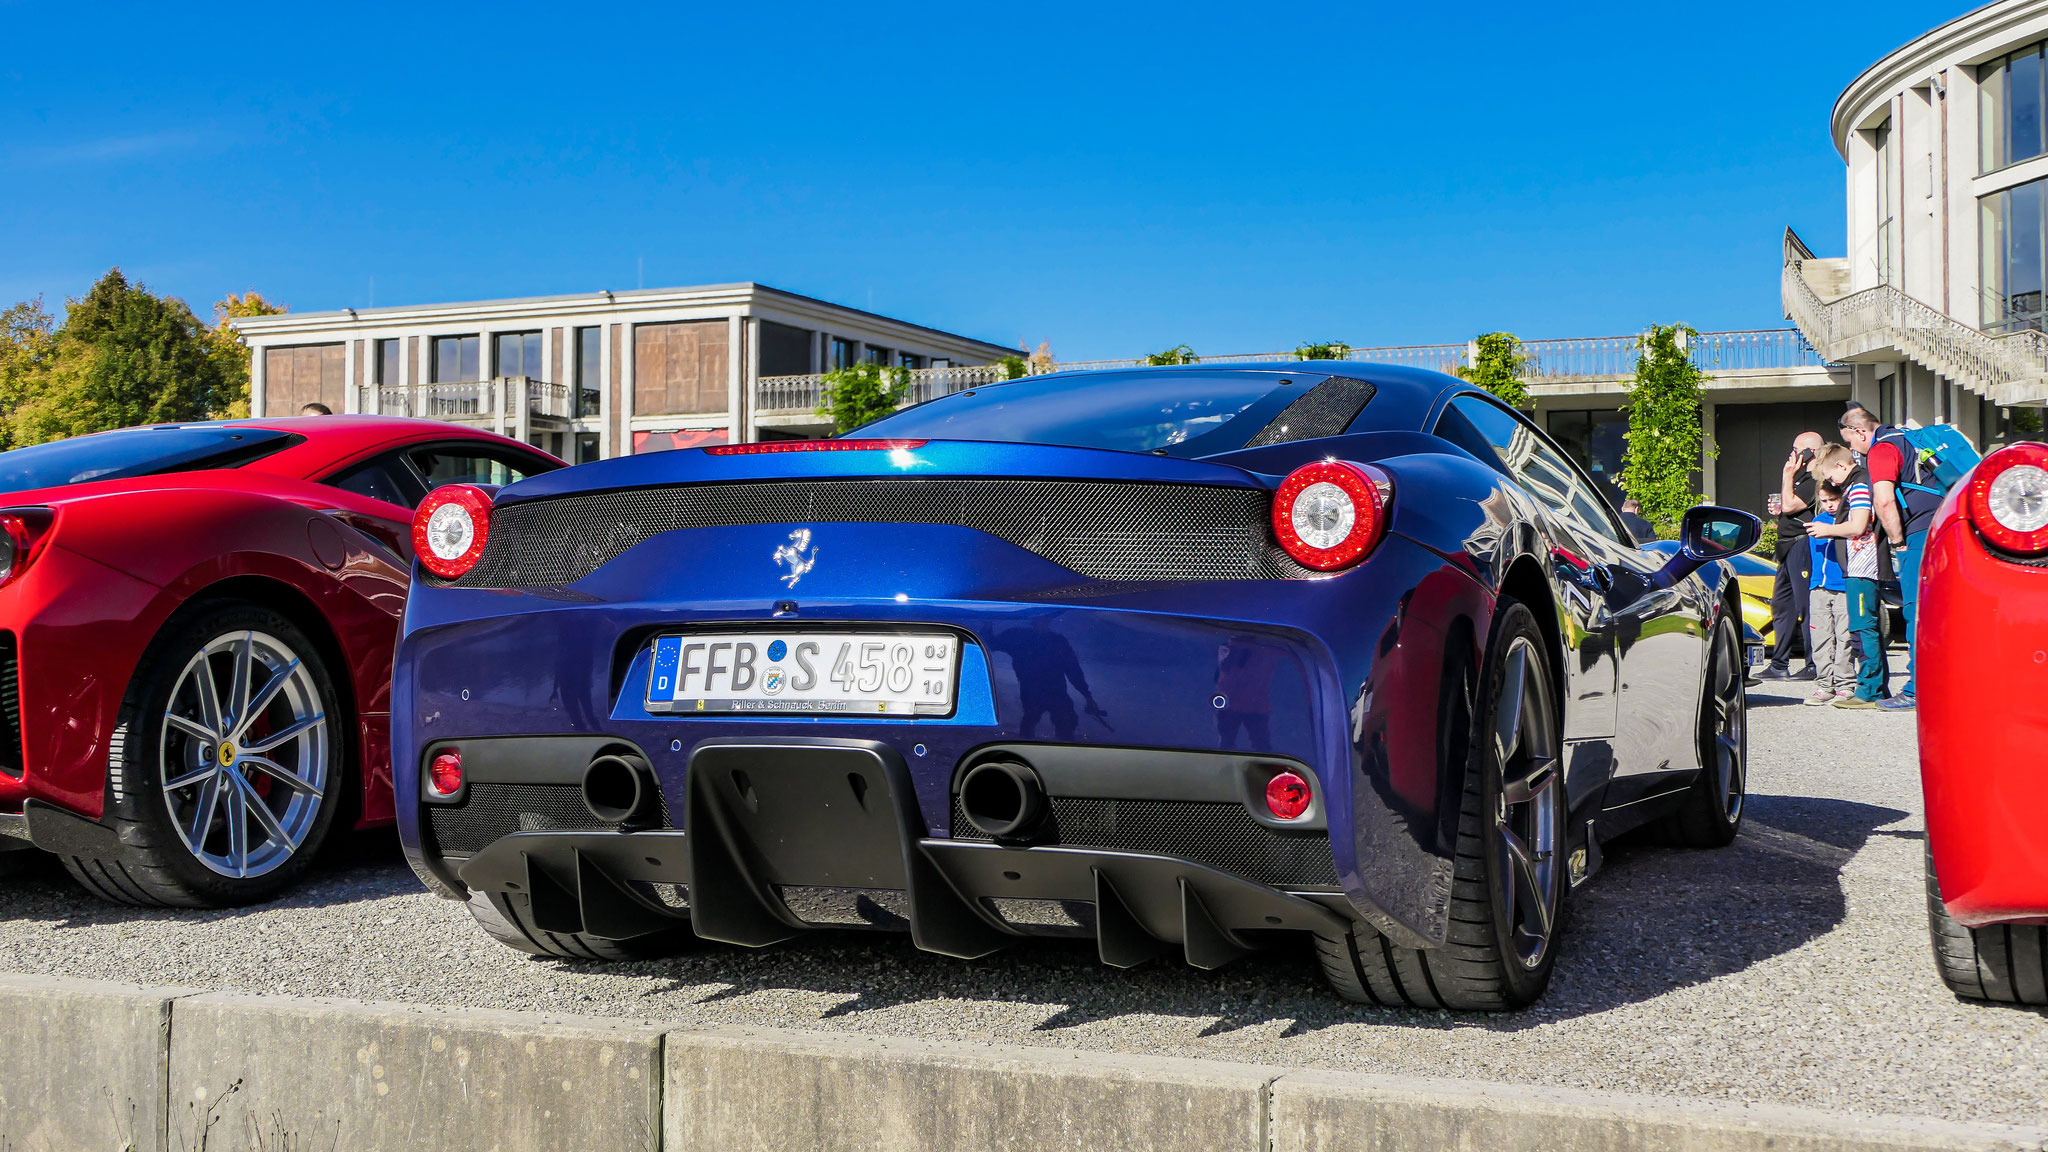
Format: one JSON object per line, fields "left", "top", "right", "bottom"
{"left": 61, "top": 602, "right": 344, "bottom": 907}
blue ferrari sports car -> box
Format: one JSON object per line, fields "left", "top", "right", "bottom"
{"left": 393, "top": 363, "right": 1759, "bottom": 1009}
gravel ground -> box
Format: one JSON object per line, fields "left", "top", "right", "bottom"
{"left": 3, "top": 653, "right": 2044, "bottom": 1126}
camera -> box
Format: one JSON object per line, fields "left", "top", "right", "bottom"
{"left": 1798, "top": 447, "right": 1816, "bottom": 464}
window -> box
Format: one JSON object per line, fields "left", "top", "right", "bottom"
{"left": 373, "top": 338, "right": 400, "bottom": 385}
{"left": 1434, "top": 395, "right": 1626, "bottom": 543}
{"left": 1982, "top": 176, "right": 2047, "bottom": 333}
{"left": 1875, "top": 122, "right": 1895, "bottom": 285}
{"left": 1982, "top": 41, "right": 2048, "bottom": 173}
{"left": 431, "top": 335, "right": 480, "bottom": 383}
{"left": 410, "top": 445, "right": 551, "bottom": 488}
{"left": 861, "top": 372, "right": 1284, "bottom": 453}
{"left": 759, "top": 321, "right": 815, "bottom": 377}
{"left": 323, "top": 456, "right": 425, "bottom": 509}
{"left": 0, "top": 427, "right": 302, "bottom": 495}
{"left": 1545, "top": 409, "right": 1629, "bottom": 508}
{"left": 495, "top": 331, "right": 543, "bottom": 379}
{"left": 900, "top": 353, "right": 925, "bottom": 370}
{"left": 862, "top": 345, "right": 892, "bottom": 366}
{"left": 830, "top": 338, "right": 858, "bottom": 370}
{"left": 575, "top": 432, "right": 602, "bottom": 464}
{"left": 576, "top": 327, "right": 603, "bottom": 416}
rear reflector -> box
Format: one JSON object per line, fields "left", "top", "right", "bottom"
{"left": 428, "top": 749, "right": 463, "bottom": 796}
{"left": 704, "top": 439, "right": 928, "bottom": 455}
{"left": 1265, "top": 770, "right": 1312, "bottom": 820}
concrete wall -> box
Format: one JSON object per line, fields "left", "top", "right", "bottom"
{"left": 2, "top": 977, "right": 2044, "bottom": 1152}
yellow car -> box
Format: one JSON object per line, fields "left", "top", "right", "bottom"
{"left": 1724, "top": 549, "right": 1778, "bottom": 648}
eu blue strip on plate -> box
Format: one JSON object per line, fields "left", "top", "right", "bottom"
{"left": 650, "top": 636, "right": 682, "bottom": 701}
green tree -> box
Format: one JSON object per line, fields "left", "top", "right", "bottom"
{"left": 0, "top": 298, "right": 61, "bottom": 451}
{"left": 1619, "top": 324, "right": 1715, "bottom": 537}
{"left": 1144, "top": 344, "right": 1198, "bottom": 366}
{"left": 816, "top": 361, "right": 910, "bottom": 434}
{"left": 996, "top": 355, "right": 1027, "bottom": 380}
{"left": 1455, "top": 332, "right": 1529, "bottom": 408}
{"left": 28, "top": 269, "right": 228, "bottom": 442}
{"left": 207, "top": 291, "right": 288, "bottom": 419}
{"left": 1295, "top": 341, "right": 1351, "bottom": 360}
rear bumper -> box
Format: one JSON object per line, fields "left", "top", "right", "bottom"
{"left": 1918, "top": 517, "right": 2048, "bottom": 927}
{"left": 450, "top": 738, "right": 1351, "bottom": 968}
{"left": 396, "top": 525, "right": 1486, "bottom": 949}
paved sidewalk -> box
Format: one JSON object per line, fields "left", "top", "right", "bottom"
{"left": 2, "top": 654, "right": 2042, "bottom": 1125}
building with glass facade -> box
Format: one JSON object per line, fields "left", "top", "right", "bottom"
{"left": 232, "top": 283, "right": 1016, "bottom": 461}
{"left": 1785, "top": 0, "right": 2048, "bottom": 442}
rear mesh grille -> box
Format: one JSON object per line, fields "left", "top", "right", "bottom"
{"left": 425, "top": 782, "right": 673, "bottom": 857}
{"left": 0, "top": 633, "right": 19, "bottom": 779}
{"left": 449, "top": 478, "right": 1309, "bottom": 587}
{"left": 951, "top": 795, "right": 1337, "bottom": 888}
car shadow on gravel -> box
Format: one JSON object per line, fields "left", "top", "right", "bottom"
{"left": 570, "top": 793, "right": 1905, "bottom": 1037}
{"left": 0, "top": 828, "right": 420, "bottom": 928}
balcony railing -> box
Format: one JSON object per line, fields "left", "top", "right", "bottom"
{"left": 755, "top": 363, "right": 1018, "bottom": 417}
{"left": 751, "top": 328, "right": 1840, "bottom": 428}
{"left": 1781, "top": 226, "right": 2048, "bottom": 406}
{"left": 362, "top": 376, "right": 586, "bottom": 421}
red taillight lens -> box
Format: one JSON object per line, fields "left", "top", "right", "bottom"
{"left": 1265, "top": 771, "right": 1312, "bottom": 820}
{"left": 0, "top": 508, "right": 55, "bottom": 590}
{"left": 1272, "top": 461, "right": 1389, "bottom": 571}
{"left": 703, "top": 439, "right": 929, "bottom": 455}
{"left": 1964, "top": 441, "right": 2048, "bottom": 557}
{"left": 428, "top": 749, "right": 463, "bottom": 796}
{"left": 412, "top": 485, "right": 494, "bottom": 579}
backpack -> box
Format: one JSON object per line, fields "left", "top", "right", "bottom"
{"left": 1874, "top": 423, "right": 1981, "bottom": 526}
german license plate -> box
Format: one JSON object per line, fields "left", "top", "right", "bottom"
{"left": 645, "top": 632, "right": 959, "bottom": 716}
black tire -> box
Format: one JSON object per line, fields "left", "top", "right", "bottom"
{"left": 1660, "top": 614, "right": 1747, "bottom": 848}
{"left": 1317, "top": 597, "right": 1566, "bottom": 1010}
{"left": 61, "top": 601, "right": 346, "bottom": 908}
{"left": 1926, "top": 843, "right": 2048, "bottom": 1004}
{"left": 464, "top": 890, "right": 693, "bottom": 961}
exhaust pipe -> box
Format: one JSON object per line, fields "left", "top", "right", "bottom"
{"left": 582, "top": 752, "right": 656, "bottom": 826}
{"left": 958, "top": 758, "right": 1047, "bottom": 840}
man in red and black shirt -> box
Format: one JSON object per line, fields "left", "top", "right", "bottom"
{"left": 1838, "top": 404, "right": 1928, "bottom": 711}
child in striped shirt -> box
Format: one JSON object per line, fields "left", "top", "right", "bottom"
{"left": 1806, "top": 445, "right": 1888, "bottom": 706}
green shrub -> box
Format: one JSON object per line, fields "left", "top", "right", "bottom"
{"left": 1144, "top": 345, "right": 1198, "bottom": 366}
{"left": 816, "top": 362, "right": 910, "bottom": 434}
{"left": 1295, "top": 341, "right": 1351, "bottom": 360}
{"left": 1455, "top": 332, "right": 1529, "bottom": 409}
{"left": 1619, "top": 325, "right": 1715, "bottom": 539}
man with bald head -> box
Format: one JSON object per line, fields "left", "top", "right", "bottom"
{"left": 1759, "top": 430, "right": 1827, "bottom": 680}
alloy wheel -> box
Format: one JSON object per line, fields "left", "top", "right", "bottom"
{"left": 159, "top": 630, "right": 329, "bottom": 878}
{"left": 1491, "top": 636, "right": 1562, "bottom": 971}
{"left": 1707, "top": 626, "right": 1747, "bottom": 822}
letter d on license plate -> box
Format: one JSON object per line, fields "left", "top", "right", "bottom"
{"left": 646, "top": 632, "right": 959, "bottom": 717}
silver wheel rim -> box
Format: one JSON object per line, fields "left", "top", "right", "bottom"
{"left": 1492, "top": 635, "right": 1562, "bottom": 971}
{"left": 1709, "top": 624, "right": 1746, "bottom": 822}
{"left": 160, "top": 629, "right": 329, "bottom": 879}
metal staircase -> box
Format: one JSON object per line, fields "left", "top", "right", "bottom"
{"left": 1782, "top": 228, "right": 2048, "bottom": 407}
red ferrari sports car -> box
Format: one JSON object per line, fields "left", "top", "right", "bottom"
{"left": 1920, "top": 439, "right": 2048, "bottom": 1004}
{"left": 0, "top": 416, "right": 560, "bottom": 906}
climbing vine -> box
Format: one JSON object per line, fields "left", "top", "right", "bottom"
{"left": 1455, "top": 332, "right": 1529, "bottom": 408}
{"left": 1619, "top": 324, "right": 1715, "bottom": 537}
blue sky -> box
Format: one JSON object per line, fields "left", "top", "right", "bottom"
{"left": 0, "top": 2, "right": 1968, "bottom": 359}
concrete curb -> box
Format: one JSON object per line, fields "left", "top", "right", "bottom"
{"left": 0, "top": 974, "right": 2043, "bottom": 1152}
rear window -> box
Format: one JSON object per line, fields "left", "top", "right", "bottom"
{"left": 859, "top": 373, "right": 1285, "bottom": 454}
{"left": 0, "top": 426, "right": 301, "bottom": 495}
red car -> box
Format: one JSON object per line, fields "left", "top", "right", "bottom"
{"left": 0, "top": 417, "right": 560, "bottom": 907}
{"left": 1920, "top": 440, "right": 2048, "bottom": 1004}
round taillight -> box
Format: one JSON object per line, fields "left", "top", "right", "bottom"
{"left": 1965, "top": 442, "right": 2048, "bottom": 557}
{"left": 412, "top": 485, "right": 494, "bottom": 579}
{"left": 1272, "top": 460, "right": 1388, "bottom": 571}
{"left": 428, "top": 749, "right": 464, "bottom": 796}
{"left": 1265, "top": 770, "right": 1312, "bottom": 821}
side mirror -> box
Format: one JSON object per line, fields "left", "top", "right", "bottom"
{"left": 1653, "top": 505, "right": 1762, "bottom": 587}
